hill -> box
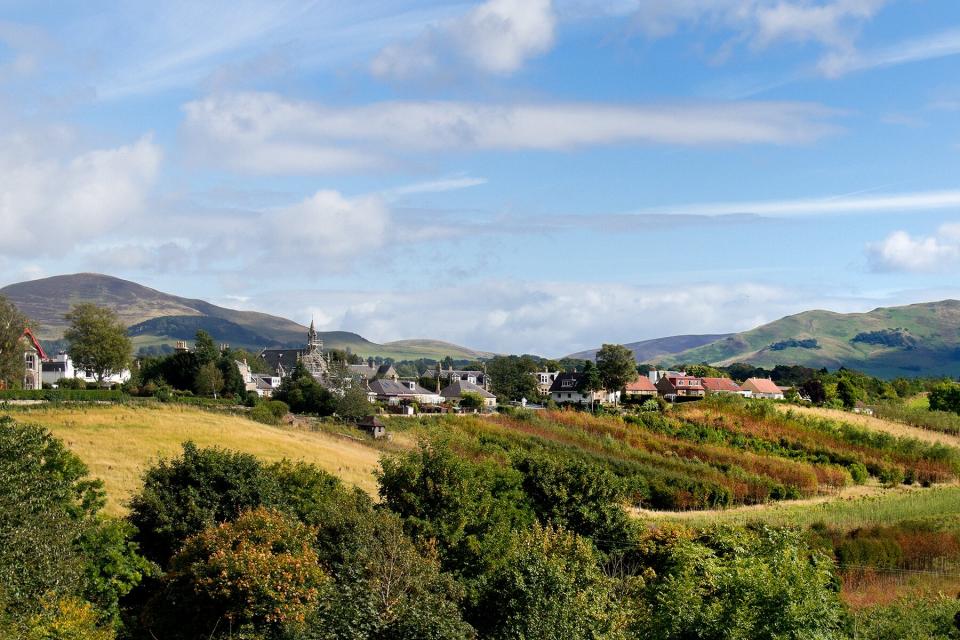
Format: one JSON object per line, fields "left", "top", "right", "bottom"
{"left": 666, "top": 300, "right": 960, "bottom": 378}
{"left": 568, "top": 334, "right": 731, "bottom": 362}
{"left": 0, "top": 273, "right": 490, "bottom": 360}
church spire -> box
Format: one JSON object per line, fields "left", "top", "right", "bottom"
{"left": 307, "top": 317, "right": 322, "bottom": 354}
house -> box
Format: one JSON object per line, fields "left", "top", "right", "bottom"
{"left": 648, "top": 370, "right": 687, "bottom": 384}
{"left": 368, "top": 379, "right": 442, "bottom": 405}
{"left": 532, "top": 369, "right": 560, "bottom": 396}
{"left": 21, "top": 328, "right": 45, "bottom": 390}
{"left": 357, "top": 415, "right": 387, "bottom": 439}
{"left": 440, "top": 379, "right": 497, "bottom": 409}
{"left": 623, "top": 376, "right": 658, "bottom": 399}
{"left": 261, "top": 320, "right": 329, "bottom": 382}
{"left": 700, "top": 377, "right": 743, "bottom": 395}
{"left": 252, "top": 374, "right": 282, "bottom": 398}
{"left": 348, "top": 361, "right": 399, "bottom": 382}
{"left": 429, "top": 364, "right": 488, "bottom": 388}
{"left": 741, "top": 378, "right": 784, "bottom": 400}
{"left": 41, "top": 351, "right": 131, "bottom": 387}
{"left": 548, "top": 372, "right": 619, "bottom": 406}
{"left": 656, "top": 374, "right": 705, "bottom": 400}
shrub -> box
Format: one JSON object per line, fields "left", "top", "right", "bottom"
{"left": 849, "top": 462, "right": 869, "bottom": 484}
{"left": 146, "top": 508, "right": 327, "bottom": 638}
{"left": 250, "top": 400, "right": 289, "bottom": 426}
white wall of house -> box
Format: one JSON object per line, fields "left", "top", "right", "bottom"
{"left": 42, "top": 353, "right": 131, "bottom": 386}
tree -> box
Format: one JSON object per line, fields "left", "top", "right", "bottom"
{"left": 63, "top": 304, "right": 131, "bottom": 387}
{"left": 0, "top": 295, "right": 31, "bottom": 389}
{"left": 192, "top": 330, "right": 219, "bottom": 365}
{"left": 836, "top": 378, "right": 863, "bottom": 409}
{"left": 578, "top": 361, "right": 603, "bottom": 410}
{"left": 487, "top": 355, "right": 541, "bottom": 402}
{"left": 800, "top": 378, "right": 828, "bottom": 404}
{"left": 273, "top": 362, "right": 336, "bottom": 415}
{"left": 929, "top": 382, "right": 960, "bottom": 415}
{"left": 336, "top": 384, "right": 374, "bottom": 420}
{"left": 193, "top": 361, "right": 224, "bottom": 398}
{"left": 458, "top": 391, "right": 485, "bottom": 411}
{"left": 596, "top": 344, "right": 636, "bottom": 403}
{"left": 473, "top": 524, "right": 625, "bottom": 639}
{"left": 146, "top": 508, "right": 327, "bottom": 638}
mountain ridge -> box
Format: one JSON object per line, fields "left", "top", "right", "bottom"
{"left": 1, "top": 273, "right": 491, "bottom": 361}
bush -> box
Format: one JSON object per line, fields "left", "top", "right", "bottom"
{"left": 250, "top": 400, "right": 289, "bottom": 426}
{"left": 849, "top": 462, "right": 869, "bottom": 484}
{"left": 854, "top": 595, "right": 960, "bottom": 640}
{"left": 55, "top": 377, "right": 89, "bottom": 390}
{"left": 0, "top": 389, "right": 125, "bottom": 402}
{"left": 146, "top": 508, "right": 327, "bottom": 638}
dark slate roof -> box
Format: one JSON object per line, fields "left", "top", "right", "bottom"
{"left": 369, "top": 379, "right": 435, "bottom": 396}
{"left": 261, "top": 349, "right": 303, "bottom": 373}
{"left": 440, "top": 379, "right": 495, "bottom": 399}
{"left": 42, "top": 361, "right": 67, "bottom": 373}
{"left": 549, "top": 372, "right": 584, "bottom": 393}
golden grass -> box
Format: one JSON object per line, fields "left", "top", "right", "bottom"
{"left": 1, "top": 404, "right": 384, "bottom": 515}
{"left": 776, "top": 404, "right": 960, "bottom": 448}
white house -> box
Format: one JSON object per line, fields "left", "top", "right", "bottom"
{"left": 548, "top": 372, "right": 620, "bottom": 406}
{"left": 42, "top": 352, "right": 131, "bottom": 387}
{"left": 440, "top": 379, "right": 497, "bottom": 409}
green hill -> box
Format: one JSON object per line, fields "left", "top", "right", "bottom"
{"left": 1, "top": 273, "right": 490, "bottom": 361}
{"left": 568, "top": 334, "right": 732, "bottom": 362}
{"left": 666, "top": 300, "right": 960, "bottom": 378}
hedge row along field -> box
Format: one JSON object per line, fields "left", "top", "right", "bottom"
{"left": 398, "top": 396, "right": 960, "bottom": 511}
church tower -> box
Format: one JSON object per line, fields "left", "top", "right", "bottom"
{"left": 301, "top": 318, "right": 328, "bottom": 382}
{"left": 307, "top": 318, "right": 323, "bottom": 354}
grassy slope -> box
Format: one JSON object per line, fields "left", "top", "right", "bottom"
{"left": 2, "top": 404, "right": 385, "bottom": 515}
{"left": 666, "top": 300, "right": 960, "bottom": 377}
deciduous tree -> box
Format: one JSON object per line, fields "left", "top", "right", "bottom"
{"left": 0, "top": 295, "right": 30, "bottom": 389}
{"left": 64, "top": 304, "right": 131, "bottom": 387}
{"left": 596, "top": 344, "right": 636, "bottom": 403}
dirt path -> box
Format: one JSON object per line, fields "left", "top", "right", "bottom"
{"left": 776, "top": 404, "right": 960, "bottom": 448}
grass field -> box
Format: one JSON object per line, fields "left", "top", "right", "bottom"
{"left": 0, "top": 404, "right": 386, "bottom": 515}
{"left": 640, "top": 483, "right": 960, "bottom": 529}
{"left": 776, "top": 403, "right": 960, "bottom": 447}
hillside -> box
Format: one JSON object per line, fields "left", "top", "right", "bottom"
{"left": 1, "top": 273, "right": 490, "bottom": 360}
{"left": 568, "top": 333, "right": 731, "bottom": 362}
{"left": 666, "top": 300, "right": 960, "bottom": 378}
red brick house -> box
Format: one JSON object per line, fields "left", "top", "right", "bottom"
{"left": 656, "top": 374, "right": 704, "bottom": 399}
{"left": 624, "top": 376, "right": 658, "bottom": 399}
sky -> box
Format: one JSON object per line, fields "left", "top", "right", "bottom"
{"left": 1, "top": 0, "right": 959, "bottom": 357}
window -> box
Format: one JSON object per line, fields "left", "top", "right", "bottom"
{"left": 567, "top": 393, "right": 572, "bottom": 399}
{"left": 561, "top": 379, "right": 576, "bottom": 389}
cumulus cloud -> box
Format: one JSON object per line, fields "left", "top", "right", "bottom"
{"left": 0, "top": 135, "right": 161, "bottom": 255}
{"left": 262, "top": 190, "right": 390, "bottom": 267}
{"left": 867, "top": 224, "right": 960, "bottom": 273}
{"left": 182, "top": 92, "right": 839, "bottom": 173}
{"left": 371, "top": 0, "right": 556, "bottom": 80}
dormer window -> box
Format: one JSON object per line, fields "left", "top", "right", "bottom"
{"left": 561, "top": 379, "right": 576, "bottom": 389}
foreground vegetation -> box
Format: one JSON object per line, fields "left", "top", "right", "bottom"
{"left": 5, "top": 395, "right": 960, "bottom": 638}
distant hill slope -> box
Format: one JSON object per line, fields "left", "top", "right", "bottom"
{"left": 666, "top": 300, "right": 960, "bottom": 378}
{"left": 1, "top": 273, "right": 489, "bottom": 360}
{"left": 568, "top": 334, "right": 732, "bottom": 362}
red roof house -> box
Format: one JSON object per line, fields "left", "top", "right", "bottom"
{"left": 624, "top": 376, "right": 658, "bottom": 398}
{"left": 701, "top": 377, "right": 742, "bottom": 394}
{"left": 741, "top": 377, "right": 784, "bottom": 399}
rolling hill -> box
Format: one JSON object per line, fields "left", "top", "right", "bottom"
{"left": 0, "top": 273, "right": 491, "bottom": 361}
{"left": 569, "top": 301, "right": 960, "bottom": 378}
{"left": 664, "top": 300, "right": 960, "bottom": 378}
{"left": 568, "top": 334, "right": 732, "bottom": 362}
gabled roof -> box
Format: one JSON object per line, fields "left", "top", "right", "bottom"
{"left": 625, "top": 376, "right": 657, "bottom": 392}
{"left": 662, "top": 375, "right": 704, "bottom": 389}
{"left": 369, "top": 379, "right": 435, "bottom": 397}
{"left": 549, "top": 372, "right": 584, "bottom": 393}
{"left": 261, "top": 348, "right": 303, "bottom": 373}
{"left": 743, "top": 377, "right": 782, "bottom": 394}
{"left": 440, "top": 378, "right": 495, "bottom": 399}
{"left": 701, "top": 377, "right": 741, "bottom": 392}
{"left": 21, "top": 328, "right": 46, "bottom": 360}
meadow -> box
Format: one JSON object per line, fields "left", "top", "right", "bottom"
{"left": 0, "top": 403, "right": 386, "bottom": 514}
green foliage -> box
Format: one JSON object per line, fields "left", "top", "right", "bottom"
{"left": 21, "top": 595, "right": 116, "bottom": 640}
{"left": 871, "top": 401, "right": 960, "bottom": 436}
{"left": 193, "top": 361, "right": 224, "bottom": 398}
{"left": 579, "top": 360, "right": 603, "bottom": 394}
{"left": 853, "top": 595, "right": 960, "bottom": 640}
{"left": 0, "top": 294, "right": 31, "bottom": 389}
{"left": 146, "top": 508, "right": 327, "bottom": 638}
{"left": 474, "top": 524, "right": 626, "bottom": 639}
{"left": 273, "top": 362, "right": 335, "bottom": 415}
{"left": 635, "top": 526, "right": 849, "bottom": 640}
{"left": 63, "top": 304, "right": 131, "bottom": 386}
{"left": 192, "top": 329, "right": 219, "bottom": 364}
{"left": 929, "top": 382, "right": 960, "bottom": 415}
{"left": 378, "top": 440, "right": 535, "bottom": 586}
{"left": 0, "top": 389, "right": 126, "bottom": 401}
{"left": 458, "top": 391, "right": 485, "bottom": 411}
{"left": 335, "top": 384, "right": 374, "bottom": 420}
{"left": 487, "top": 355, "right": 541, "bottom": 402}
{"left": 128, "top": 442, "right": 284, "bottom": 567}
{"left": 596, "top": 344, "right": 636, "bottom": 397}
{"left": 250, "top": 400, "right": 290, "bottom": 425}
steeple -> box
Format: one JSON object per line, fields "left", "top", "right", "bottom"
{"left": 307, "top": 317, "right": 323, "bottom": 354}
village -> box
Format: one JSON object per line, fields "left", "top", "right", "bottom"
{"left": 17, "top": 318, "right": 789, "bottom": 417}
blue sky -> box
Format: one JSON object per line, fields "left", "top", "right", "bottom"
{"left": 1, "top": 0, "right": 959, "bottom": 356}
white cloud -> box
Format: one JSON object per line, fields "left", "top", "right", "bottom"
{"left": 867, "top": 224, "right": 960, "bottom": 273}
{"left": 182, "top": 92, "right": 839, "bottom": 173}
{"left": 388, "top": 176, "right": 488, "bottom": 197}
{"left": 371, "top": 0, "right": 556, "bottom": 80}
{"left": 263, "top": 190, "right": 390, "bottom": 267}
{"left": 246, "top": 279, "right": 890, "bottom": 355}
{"left": 0, "top": 135, "right": 161, "bottom": 255}
{"left": 819, "top": 26, "right": 960, "bottom": 77}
